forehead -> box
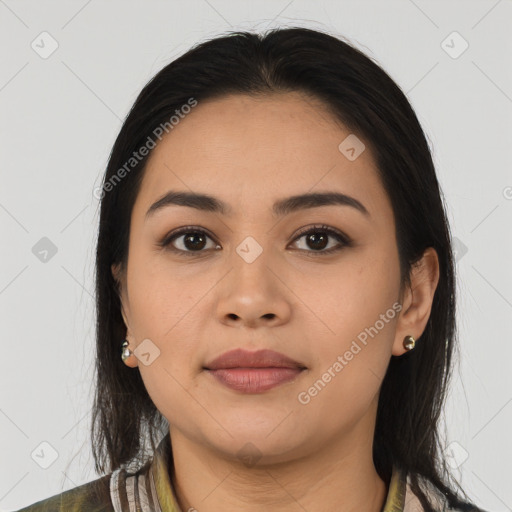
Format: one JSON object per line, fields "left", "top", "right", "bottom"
{"left": 133, "top": 92, "right": 389, "bottom": 220}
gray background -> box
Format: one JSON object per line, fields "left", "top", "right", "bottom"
{"left": 1, "top": 1, "right": 511, "bottom": 510}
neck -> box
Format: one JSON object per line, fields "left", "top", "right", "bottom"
{"left": 168, "top": 414, "right": 388, "bottom": 511}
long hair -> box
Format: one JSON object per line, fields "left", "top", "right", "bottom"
{"left": 92, "top": 26, "right": 478, "bottom": 511}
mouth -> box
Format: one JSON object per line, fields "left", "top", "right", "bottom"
{"left": 203, "top": 348, "right": 307, "bottom": 393}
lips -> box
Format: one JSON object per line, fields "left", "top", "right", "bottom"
{"left": 203, "top": 348, "right": 306, "bottom": 370}
{"left": 203, "top": 348, "right": 307, "bottom": 393}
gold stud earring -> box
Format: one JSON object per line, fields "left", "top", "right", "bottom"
{"left": 403, "top": 335, "right": 416, "bottom": 351}
{"left": 121, "top": 339, "right": 133, "bottom": 361}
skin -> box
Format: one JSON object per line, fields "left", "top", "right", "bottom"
{"left": 112, "top": 92, "right": 440, "bottom": 512}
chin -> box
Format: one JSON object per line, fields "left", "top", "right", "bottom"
{"left": 200, "top": 424, "right": 309, "bottom": 465}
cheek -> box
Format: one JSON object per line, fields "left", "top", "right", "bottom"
{"left": 293, "top": 243, "right": 400, "bottom": 398}
{"left": 127, "top": 249, "right": 200, "bottom": 337}
{"left": 126, "top": 260, "right": 206, "bottom": 406}
{"left": 133, "top": 277, "right": 204, "bottom": 425}
{"left": 295, "top": 247, "right": 399, "bottom": 346}
{"left": 295, "top": 278, "right": 399, "bottom": 430}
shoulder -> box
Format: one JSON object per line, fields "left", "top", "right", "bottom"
{"left": 12, "top": 473, "right": 114, "bottom": 512}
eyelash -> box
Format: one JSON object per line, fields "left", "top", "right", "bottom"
{"left": 159, "top": 224, "right": 352, "bottom": 257}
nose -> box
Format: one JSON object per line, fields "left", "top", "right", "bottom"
{"left": 215, "top": 254, "right": 292, "bottom": 329}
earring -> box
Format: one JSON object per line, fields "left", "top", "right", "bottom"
{"left": 403, "top": 335, "right": 416, "bottom": 351}
{"left": 121, "top": 340, "right": 133, "bottom": 361}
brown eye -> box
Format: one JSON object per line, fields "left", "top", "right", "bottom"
{"left": 161, "top": 227, "right": 219, "bottom": 255}
{"left": 290, "top": 225, "right": 351, "bottom": 255}
{"left": 159, "top": 224, "right": 350, "bottom": 258}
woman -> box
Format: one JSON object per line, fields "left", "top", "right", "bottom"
{"left": 16, "top": 27, "right": 486, "bottom": 512}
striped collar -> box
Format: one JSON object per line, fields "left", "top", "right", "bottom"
{"left": 111, "top": 433, "right": 412, "bottom": 512}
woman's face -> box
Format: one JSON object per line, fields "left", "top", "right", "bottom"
{"left": 114, "top": 92, "right": 418, "bottom": 464}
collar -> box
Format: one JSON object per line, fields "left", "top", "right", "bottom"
{"left": 149, "top": 433, "right": 409, "bottom": 512}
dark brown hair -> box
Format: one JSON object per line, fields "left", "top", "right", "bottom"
{"left": 91, "top": 26, "right": 481, "bottom": 511}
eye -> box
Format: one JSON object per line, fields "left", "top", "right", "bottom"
{"left": 160, "top": 226, "right": 220, "bottom": 255}
{"left": 289, "top": 224, "right": 351, "bottom": 255}
{"left": 159, "top": 224, "right": 351, "bottom": 257}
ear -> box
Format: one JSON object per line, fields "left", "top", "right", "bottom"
{"left": 392, "top": 247, "right": 440, "bottom": 356}
{"left": 111, "top": 262, "right": 122, "bottom": 285}
{"left": 111, "top": 263, "right": 139, "bottom": 368}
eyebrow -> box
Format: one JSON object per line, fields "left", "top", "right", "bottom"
{"left": 145, "top": 190, "right": 370, "bottom": 220}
